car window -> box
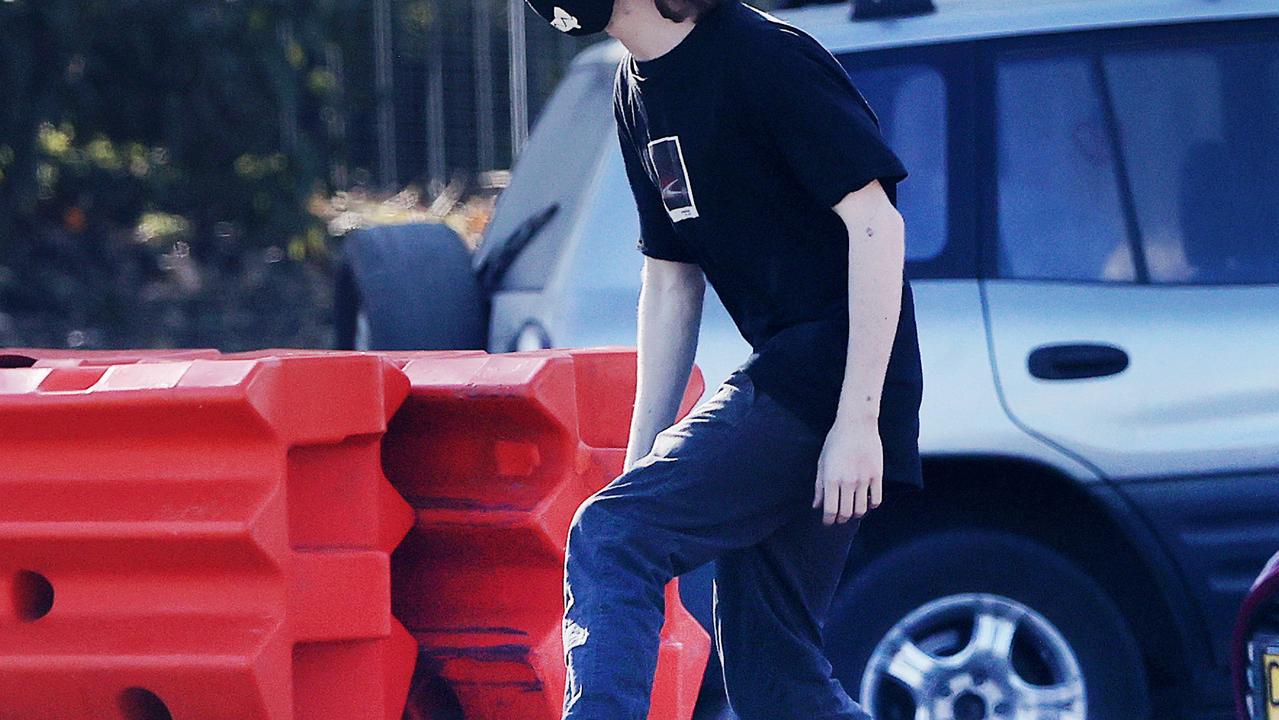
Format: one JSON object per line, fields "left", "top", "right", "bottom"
{"left": 994, "top": 52, "right": 1136, "bottom": 282}
{"left": 1103, "top": 34, "right": 1279, "bottom": 285}
{"left": 843, "top": 62, "right": 948, "bottom": 263}
{"left": 480, "top": 62, "right": 616, "bottom": 291}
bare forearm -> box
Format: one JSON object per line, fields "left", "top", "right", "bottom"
{"left": 834, "top": 187, "right": 905, "bottom": 427}
{"left": 626, "top": 260, "right": 704, "bottom": 469}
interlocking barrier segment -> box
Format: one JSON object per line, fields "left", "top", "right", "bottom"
{"left": 0, "top": 353, "right": 417, "bottom": 720}
{"left": 0, "top": 346, "right": 711, "bottom": 719}
{"left": 384, "top": 347, "right": 712, "bottom": 720}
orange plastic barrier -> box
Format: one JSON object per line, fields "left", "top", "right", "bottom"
{"left": 385, "top": 347, "right": 712, "bottom": 720}
{"left": 0, "top": 353, "right": 417, "bottom": 720}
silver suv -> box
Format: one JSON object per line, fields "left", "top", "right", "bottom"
{"left": 338, "top": 1, "right": 1279, "bottom": 717}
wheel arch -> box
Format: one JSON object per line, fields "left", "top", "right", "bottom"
{"left": 845, "top": 453, "right": 1202, "bottom": 710}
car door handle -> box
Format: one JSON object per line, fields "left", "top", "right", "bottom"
{"left": 1027, "top": 343, "right": 1129, "bottom": 380}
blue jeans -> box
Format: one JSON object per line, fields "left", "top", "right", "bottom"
{"left": 562, "top": 369, "right": 873, "bottom": 720}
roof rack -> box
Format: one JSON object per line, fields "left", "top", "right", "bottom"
{"left": 852, "top": 0, "right": 936, "bottom": 20}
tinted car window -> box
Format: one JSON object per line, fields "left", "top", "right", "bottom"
{"left": 1103, "top": 34, "right": 1279, "bottom": 285}
{"left": 994, "top": 52, "right": 1136, "bottom": 282}
{"left": 845, "top": 62, "right": 948, "bottom": 263}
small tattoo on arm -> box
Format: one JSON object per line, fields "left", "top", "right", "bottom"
{"left": 865, "top": 226, "right": 874, "bottom": 237}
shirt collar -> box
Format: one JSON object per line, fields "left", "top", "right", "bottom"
{"left": 630, "top": 0, "right": 737, "bottom": 81}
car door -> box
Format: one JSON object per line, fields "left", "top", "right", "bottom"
{"left": 978, "top": 19, "right": 1279, "bottom": 669}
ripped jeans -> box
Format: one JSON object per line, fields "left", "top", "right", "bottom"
{"left": 561, "top": 369, "right": 872, "bottom": 720}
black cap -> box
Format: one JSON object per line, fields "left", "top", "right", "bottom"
{"left": 524, "top": 0, "right": 615, "bottom": 36}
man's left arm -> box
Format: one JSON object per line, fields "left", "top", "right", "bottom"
{"left": 813, "top": 179, "right": 904, "bottom": 525}
{"left": 733, "top": 34, "right": 909, "bottom": 524}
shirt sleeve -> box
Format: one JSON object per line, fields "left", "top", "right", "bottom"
{"left": 614, "top": 98, "right": 699, "bottom": 264}
{"left": 741, "top": 29, "right": 908, "bottom": 209}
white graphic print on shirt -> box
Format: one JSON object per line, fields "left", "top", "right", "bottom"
{"left": 647, "top": 135, "right": 699, "bottom": 222}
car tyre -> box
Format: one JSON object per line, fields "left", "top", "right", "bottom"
{"left": 825, "top": 527, "right": 1150, "bottom": 720}
{"left": 334, "top": 223, "right": 487, "bottom": 351}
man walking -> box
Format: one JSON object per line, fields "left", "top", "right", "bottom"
{"left": 523, "top": 1, "right": 925, "bottom": 717}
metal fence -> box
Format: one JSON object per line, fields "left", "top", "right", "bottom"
{"left": 354, "top": 0, "right": 600, "bottom": 195}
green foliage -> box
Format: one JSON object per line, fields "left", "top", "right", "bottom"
{"left": 0, "top": 0, "right": 373, "bottom": 349}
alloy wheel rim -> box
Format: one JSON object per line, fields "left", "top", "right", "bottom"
{"left": 859, "top": 593, "right": 1085, "bottom": 720}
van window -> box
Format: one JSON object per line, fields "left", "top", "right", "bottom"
{"left": 1103, "top": 34, "right": 1279, "bottom": 285}
{"left": 845, "top": 63, "right": 948, "bottom": 263}
{"left": 994, "top": 52, "right": 1136, "bottom": 282}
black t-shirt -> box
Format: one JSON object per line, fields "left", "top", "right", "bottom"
{"left": 614, "top": 0, "right": 924, "bottom": 492}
